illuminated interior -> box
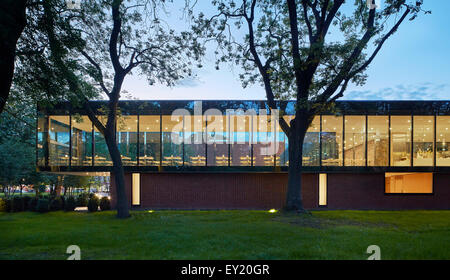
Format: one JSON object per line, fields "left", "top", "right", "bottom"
{"left": 385, "top": 173, "right": 433, "bottom": 193}
{"left": 37, "top": 102, "right": 450, "bottom": 168}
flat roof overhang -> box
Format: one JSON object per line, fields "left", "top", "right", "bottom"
{"left": 38, "top": 100, "right": 450, "bottom": 116}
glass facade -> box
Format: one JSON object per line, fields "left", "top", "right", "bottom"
{"left": 49, "top": 116, "right": 70, "bottom": 166}
{"left": 71, "top": 116, "right": 92, "bottom": 166}
{"left": 139, "top": 115, "right": 160, "bottom": 166}
{"left": 37, "top": 101, "right": 450, "bottom": 169}
{"left": 117, "top": 115, "right": 138, "bottom": 166}
{"left": 367, "top": 116, "right": 389, "bottom": 166}
{"left": 436, "top": 116, "right": 450, "bottom": 166}
{"left": 321, "top": 116, "right": 343, "bottom": 166}
{"left": 390, "top": 116, "right": 412, "bottom": 166}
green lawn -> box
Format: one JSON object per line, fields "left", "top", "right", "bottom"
{"left": 0, "top": 210, "right": 449, "bottom": 260}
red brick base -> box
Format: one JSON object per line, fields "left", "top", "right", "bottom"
{"left": 110, "top": 172, "right": 450, "bottom": 210}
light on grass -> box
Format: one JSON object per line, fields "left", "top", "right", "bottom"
{"left": 148, "top": 210, "right": 155, "bottom": 213}
{"left": 268, "top": 209, "right": 277, "bottom": 213}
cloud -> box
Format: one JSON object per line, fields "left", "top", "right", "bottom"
{"left": 342, "top": 83, "right": 450, "bottom": 100}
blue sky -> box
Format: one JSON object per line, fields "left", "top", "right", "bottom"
{"left": 121, "top": 0, "right": 450, "bottom": 101}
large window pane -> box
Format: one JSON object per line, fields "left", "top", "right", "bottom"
{"left": 117, "top": 115, "right": 137, "bottom": 166}
{"left": 437, "top": 116, "right": 450, "bottom": 166}
{"left": 253, "top": 114, "right": 276, "bottom": 166}
{"left": 368, "top": 116, "right": 389, "bottom": 166}
{"left": 206, "top": 114, "right": 229, "bottom": 166}
{"left": 184, "top": 115, "right": 206, "bottom": 166}
{"left": 49, "top": 116, "right": 70, "bottom": 166}
{"left": 139, "top": 115, "right": 160, "bottom": 166}
{"left": 303, "top": 117, "right": 320, "bottom": 166}
{"left": 278, "top": 116, "right": 319, "bottom": 166}
{"left": 344, "top": 116, "right": 366, "bottom": 166}
{"left": 321, "top": 116, "right": 343, "bottom": 166}
{"left": 390, "top": 116, "right": 411, "bottom": 166}
{"left": 413, "top": 116, "right": 434, "bottom": 166}
{"left": 71, "top": 116, "right": 92, "bottom": 166}
{"left": 37, "top": 116, "right": 47, "bottom": 166}
{"left": 230, "top": 113, "right": 252, "bottom": 166}
{"left": 94, "top": 116, "right": 112, "bottom": 166}
{"left": 385, "top": 173, "right": 433, "bottom": 193}
{"left": 278, "top": 116, "right": 293, "bottom": 166}
{"left": 162, "top": 115, "right": 183, "bottom": 166}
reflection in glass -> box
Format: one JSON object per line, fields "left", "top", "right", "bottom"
{"left": 206, "top": 114, "right": 229, "bottom": 166}
{"left": 413, "top": 116, "right": 434, "bottom": 166}
{"left": 321, "top": 116, "right": 343, "bottom": 166}
{"left": 344, "top": 116, "right": 366, "bottom": 166}
{"left": 230, "top": 113, "right": 252, "bottom": 166}
{"left": 278, "top": 116, "right": 293, "bottom": 166}
{"left": 139, "top": 116, "right": 160, "bottom": 166}
{"left": 71, "top": 116, "right": 92, "bottom": 166}
{"left": 94, "top": 115, "right": 112, "bottom": 166}
{"left": 304, "top": 117, "right": 320, "bottom": 166}
{"left": 390, "top": 116, "right": 411, "bottom": 166}
{"left": 367, "top": 116, "right": 389, "bottom": 166}
{"left": 437, "top": 116, "right": 450, "bottom": 166}
{"left": 117, "top": 115, "right": 137, "bottom": 166}
{"left": 184, "top": 115, "right": 206, "bottom": 166}
{"left": 37, "top": 116, "right": 46, "bottom": 166}
{"left": 162, "top": 115, "right": 183, "bottom": 166}
{"left": 49, "top": 116, "right": 70, "bottom": 166}
{"left": 253, "top": 114, "right": 276, "bottom": 166}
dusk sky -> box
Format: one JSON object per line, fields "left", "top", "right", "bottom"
{"left": 121, "top": 0, "right": 450, "bottom": 101}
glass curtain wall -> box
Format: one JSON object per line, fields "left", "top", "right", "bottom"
{"left": 413, "top": 116, "right": 434, "bottom": 166}
{"left": 230, "top": 112, "right": 252, "bottom": 166}
{"left": 139, "top": 115, "right": 160, "bottom": 165}
{"left": 321, "top": 116, "right": 343, "bottom": 166}
{"left": 206, "top": 114, "right": 229, "bottom": 166}
{"left": 161, "top": 115, "right": 183, "bottom": 166}
{"left": 49, "top": 116, "right": 70, "bottom": 166}
{"left": 253, "top": 114, "right": 276, "bottom": 166}
{"left": 278, "top": 115, "right": 294, "bottom": 166}
{"left": 344, "top": 116, "right": 366, "bottom": 166}
{"left": 390, "top": 116, "right": 412, "bottom": 166}
{"left": 40, "top": 109, "right": 450, "bottom": 168}
{"left": 94, "top": 116, "right": 112, "bottom": 166}
{"left": 37, "top": 116, "right": 47, "bottom": 166}
{"left": 116, "top": 115, "right": 138, "bottom": 166}
{"left": 71, "top": 116, "right": 93, "bottom": 166}
{"left": 436, "top": 116, "right": 450, "bottom": 166}
{"left": 184, "top": 114, "right": 206, "bottom": 166}
{"left": 367, "top": 116, "right": 389, "bottom": 166}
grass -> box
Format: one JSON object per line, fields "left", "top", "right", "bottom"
{"left": 0, "top": 210, "right": 449, "bottom": 260}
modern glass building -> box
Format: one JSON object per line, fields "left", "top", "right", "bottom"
{"left": 37, "top": 100, "right": 450, "bottom": 209}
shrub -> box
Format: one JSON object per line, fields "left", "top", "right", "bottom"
{"left": 0, "top": 198, "right": 6, "bottom": 212}
{"left": 99, "top": 197, "right": 111, "bottom": 211}
{"left": 28, "top": 197, "right": 38, "bottom": 212}
{"left": 49, "top": 197, "right": 63, "bottom": 211}
{"left": 36, "top": 198, "right": 49, "bottom": 213}
{"left": 87, "top": 197, "right": 99, "bottom": 212}
{"left": 64, "top": 196, "right": 76, "bottom": 212}
{"left": 22, "top": 196, "right": 32, "bottom": 211}
{"left": 11, "top": 196, "right": 24, "bottom": 212}
{"left": 76, "top": 193, "right": 88, "bottom": 207}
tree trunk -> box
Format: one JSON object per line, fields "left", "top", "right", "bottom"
{"left": 104, "top": 128, "right": 130, "bottom": 218}
{"left": 0, "top": 0, "right": 27, "bottom": 113}
{"left": 284, "top": 117, "right": 309, "bottom": 212}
